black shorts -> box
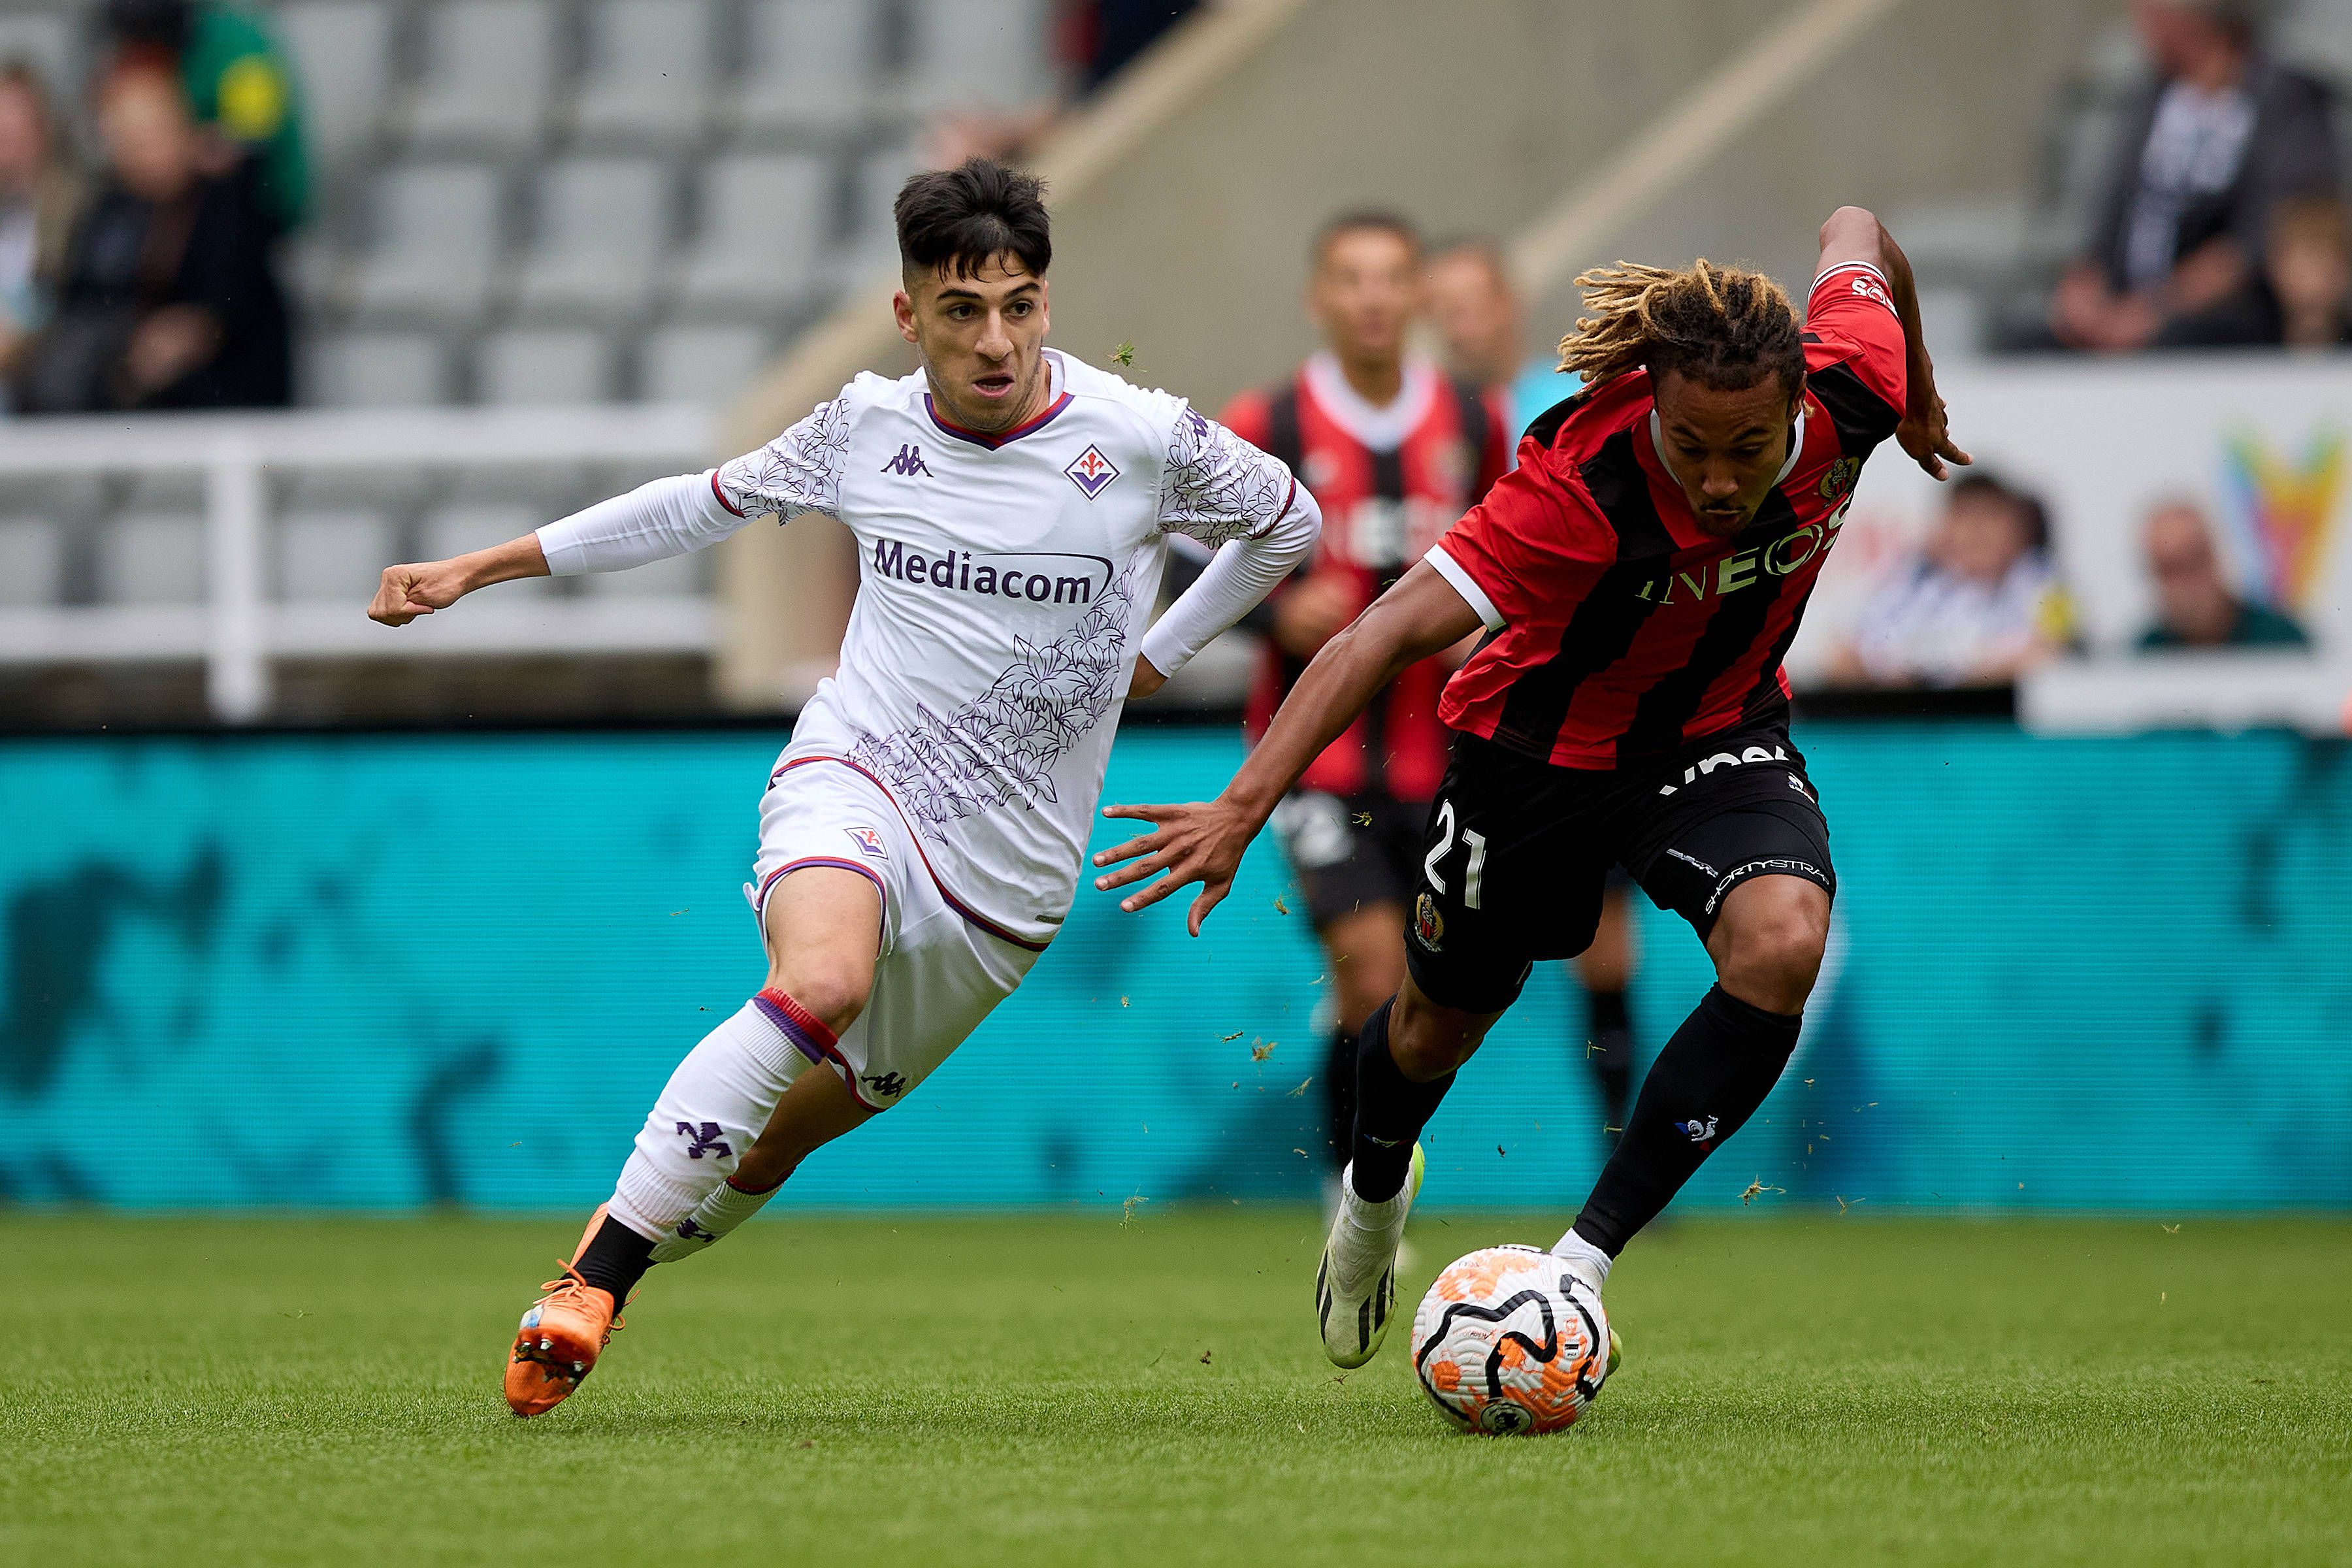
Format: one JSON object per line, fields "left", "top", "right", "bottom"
{"left": 1403, "top": 720, "right": 1836, "bottom": 1013}
{"left": 1269, "top": 788, "right": 1427, "bottom": 928}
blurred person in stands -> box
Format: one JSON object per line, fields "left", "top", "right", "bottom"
{"left": 2045, "top": 0, "right": 2336, "bottom": 353}
{"left": 2264, "top": 195, "right": 2352, "bottom": 348}
{"left": 2137, "top": 498, "right": 2310, "bottom": 647}
{"left": 1836, "top": 474, "right": 2073, "bottom": 687}
{"left": 0, "top": 63, "right": 82, "bottom": 402}
{"left": 1220, "top": 212, "right": 1511, "bottom": 1184}
{"left": 1426, "top": 237, "right": 1638, "bottom": 1152}
{"left": 14, "top": 63, "right": 289, "bottom": 412}
{"left": 101, "top": 0, "right": 307, "bottom": 235}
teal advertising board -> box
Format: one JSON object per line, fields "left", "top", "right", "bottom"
{"left": 0, "top": 725, "right": 2344, "bottom": 1212}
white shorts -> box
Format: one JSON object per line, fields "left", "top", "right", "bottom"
{"left": 747, "top": 757, "right": 1043, "bottom": 1111}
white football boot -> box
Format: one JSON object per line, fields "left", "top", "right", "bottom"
{"left": 1315, "top": 1143, "right": 1425, "bottom": 1369}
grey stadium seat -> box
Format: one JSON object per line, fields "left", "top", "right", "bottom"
{"left": 574, "top": 0, "right": 717, "bottom": 149}
{"left": 420, "top": 504, "right": 555, "bottom": 593}
{"left": 405, "top": 0, "right": 560, "bottom": 154}
{"left": 97, "top": 512, "right": 207, "bottom": 606}
{"left": 512, "top": 157, "right": 671, "bottom": 319}
{"left": 350, "top": 163, "right": 504, "bottom": 323}
{"left": 638, "top": 323, "right": 768, "bottom": 405}
{"left": 730, "top": 0, "right": 881, "bottom": 136}
{"left": 671, "top": 152, "right": 830, "bottom": 314}
{"left": 476, "top": 328, "right": 617, "bottom": 404}
{"left": 0, "top": 517, "right": 65, "bottom": 608}
{"left": 905, "top": 0, "right": 1055, "bottom": 110}
{"left": 275, "top": 1, "right": 396, "bottom": 174}
{"left": 304, "top": 329, "right": 452, "bottom": 406}
{"left": 278, "top": 508, "right": 397, "bottom": 603}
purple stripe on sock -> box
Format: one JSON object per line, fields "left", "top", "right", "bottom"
{"left": 753, "top": 994, "right": 831, "bottom": 1068}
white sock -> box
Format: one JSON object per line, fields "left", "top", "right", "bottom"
{"left": 608, "top": 998, "right": 810, "bottom": 1243}
{"left": 1551, "top": 1229, "right": 1612, "bottom": 1296}
{"left": 647, "top": 1174, "right": 783, "bottom": 1263}
{"left": 1338, "top": 1162, "right": 1411, "bottom": 1230}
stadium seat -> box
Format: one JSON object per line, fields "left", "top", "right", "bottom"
{"left": 304, "top": 329, "right": 452, "bottom": 406}
{"left": 512, "top": 156, "right": 672, "bottom": 319}
{"left": 349, "top": 163, "right": 505, "bottom": 324}
{"left": 476, "top": 329, "right": 617, "bottom": 404}
{"left": 419, "top": 504, "right": 556, "bottom": 593}
{"left": 904, "top": 0, "right": 1055, "bottom": 110}
{"left": 670, "top": 152, "right": 831, "bottom": 314}
{"left": 278, "top": 508, "right": 397, "bottom": 603}
{"left": 97, "top": 512, "right": 207, "bottom": 605}
{"left": 845, "top": 139, "right": 924, "bottom": 272}
{"left": 404, "top": 0, "right": 561, "bottom": 155}
{"left": 730, "top": 0, "right": 882, "bottom": 137}
{"left": 275, "top": 1, "right": 396, "bottom": 174}
{"left": 0, "top": 517, "right": 65, "bottom": 608}
{"left": 638, "top": 323, "right": 770, "bottom": 404}
{"left": 573, "top": 0, "right": 717, "bottom": 150}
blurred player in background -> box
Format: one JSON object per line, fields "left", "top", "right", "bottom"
{"left": 1216, "top": 213, "right": 1510, "bottom": 1183}
{"left": 1097, "top": 206, "right": 1968, "bottom": 1377}
{"left": 1427, "top": 237, "right": 1637, "bottom": 1152}
{"left": 368, "top": 159, "right": 1319, "bottom": 1417}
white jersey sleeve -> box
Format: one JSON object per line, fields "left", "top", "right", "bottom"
{"left": 535, "top": 472, "right": 747, "bottom": 575}
{"left": 713, "top": 382, "right": 861, "bottom": 521}
{"left": 1156, "top": 404, "right": 1301, "bottom": 545}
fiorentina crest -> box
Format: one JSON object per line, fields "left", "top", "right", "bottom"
{"left": 1064, "top": 444, "right": 1120, "bottom": 499}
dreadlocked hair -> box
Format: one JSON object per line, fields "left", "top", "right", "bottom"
{"left": 1556, "top": 259, "right": 1805, "bottom": 397}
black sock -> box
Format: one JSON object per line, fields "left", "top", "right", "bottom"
{"left": 572, "top": 1214, "right": 657, "bottom": 1308}
{"left": 1572, "top": 985, "right": 1800, "bottom": 1255}
{"left": 1583, "top": 987, "right": 1635, "bottom": 1144}
{"left": 1349, "top": 998, "right": 1455, "bottom": 1202}
{"left": 1322, "top": 1026, "right": 1358, "bottom": 1171}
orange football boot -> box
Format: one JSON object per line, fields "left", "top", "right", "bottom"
{"left": 504, "top": 1203, "right": 629, "bottom": 1417}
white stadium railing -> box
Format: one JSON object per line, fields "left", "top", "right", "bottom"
{"left": 0, "top": 406, "right": 719, "bottom": 723}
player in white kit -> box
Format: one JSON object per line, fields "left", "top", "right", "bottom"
{"left": 365, "top": 161, "right": 1320, "bottom": 1416}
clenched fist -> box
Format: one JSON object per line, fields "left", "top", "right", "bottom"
{"left": 368, "top": 559, "right": 474, "bottom": 625}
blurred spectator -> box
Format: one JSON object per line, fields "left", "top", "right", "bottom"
{"left": 2264, "top": 196, "right": 2351, "bottom": 349}
{"left": 2137, "top": 499, "right": 2310, "bottom": 648}
{"left": 1833, "top": 475, "right": 2075, "bottom": 687}
{"left": 2044, "top": 0, "right": 2336, "bottom": 353}
{"left": 1424, "top": 237, "right": 1576, "bottom": 442}
{"left": 1061, "top": 0, "right": 1201, "bottom": 95}
{"left": 103, "top": 0, "right": 308, "bottom": 235}
{"left": 14, "top": 65, "right": 289, "bottom": 412}
{"left": 0, "top": 63, "right": 82, "bottom": 397}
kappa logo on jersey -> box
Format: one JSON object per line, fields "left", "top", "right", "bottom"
{"left": 1654, "top": 743, "right": 1795, "bottom": 796}
{"left": 1064, "top": 444, "right": 1120, "bottom": 499}
{"left": 862, "top": 1071, "right": 908, "bottom": 1100}
{"left": 880, "top": 444, "right": 932, "bottom": 478}
{"left": 870, "top": 537, "right": 1112, "bottom": 606}
{"left": 1674, "top": 1115, "right": 1720, "bottom": 1146}
{"left": 844, "top": 825, "right": 888, "bottom": 860}
{"left": 675, "top": 1121, "right": 732, "bottom": 1160}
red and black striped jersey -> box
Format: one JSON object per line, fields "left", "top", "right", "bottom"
{"left": 1426, "top": 263, "right": 1908, "bottom": 770}
{"left": 1224, "top": 355, "right": 1512, "bottom": 800}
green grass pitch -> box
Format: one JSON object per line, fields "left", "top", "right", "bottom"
{"left": 4, "top": 1210, "right": 2347, "bottom": 1566}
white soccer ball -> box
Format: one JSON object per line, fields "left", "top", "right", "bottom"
{"left": 1409, "top": 1244, "right": 1610, "bottom": 1435}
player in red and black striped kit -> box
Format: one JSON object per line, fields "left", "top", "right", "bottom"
{"left": 1097, "top": 206, "right": 1969, "bottom": 1378}
{"left": 1213, "top": 211, "right": 1509, "bottom": 1173}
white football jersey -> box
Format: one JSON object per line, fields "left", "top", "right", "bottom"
{"left": 715, "top": 350, "right": 1299, "bottom": 947}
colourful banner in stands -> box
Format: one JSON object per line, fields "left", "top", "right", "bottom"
{"left": 0, "top": 725, "right": 2345, "bottom": 1212}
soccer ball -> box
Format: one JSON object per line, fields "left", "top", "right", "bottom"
{"left": 1409, "top": 1245, "right": 1610, "bottom": 1435}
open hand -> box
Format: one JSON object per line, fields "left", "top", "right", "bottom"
{"left": 1896, "top": 382, "right": 1972, "bottom": 482}
{"left": 368, "top": 559, "right": 472, "bottom": 625}
{"left": 1090, "top": 796, "right": 1260, "bottom": 934}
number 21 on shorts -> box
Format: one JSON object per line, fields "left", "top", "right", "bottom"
{"left": 1422, "top": 800, "right": 1487, "bottom": 909}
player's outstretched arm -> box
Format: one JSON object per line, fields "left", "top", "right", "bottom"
{"left": 368, "top": 533, "right": 548, "bottom": 625}
{"left": 1094, "top": 559, "right": 1481, "bottom": 934}
{"left": 1816, "top": 205, "right": 1971, "bottom": 482}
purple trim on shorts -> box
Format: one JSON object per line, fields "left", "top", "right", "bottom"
{"left": 755, "top": 856, "right": 888, "bottom": 923}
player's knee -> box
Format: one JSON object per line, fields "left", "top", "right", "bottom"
{"left": 1390, "top": 985, "right": 1484, "bottom": 1081}
{"left": 764, "top": 957, "right": 872, "bottom": 1035}
{"left": 1712, "top": 878, "right": 1829, "bottom": 1013}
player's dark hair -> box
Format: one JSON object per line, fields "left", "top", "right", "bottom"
{"left": 894, "top": 157, "right": 1051, "bottom": 282}
{"left": 1557, "top": 259, "right": 1805, "bottom": 399}
{"left": 1314, "top": 208, "right": 1420, "bottom": 267}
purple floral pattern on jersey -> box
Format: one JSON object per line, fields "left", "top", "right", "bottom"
{"left": 848, "top": 563, "right": 1140, "bottom": 832}
{"left": 1158, "top": 408, "right": 1296, "bottom": 546}
{"left": 717, "top": 394, "right": 853, "bottom": 519}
